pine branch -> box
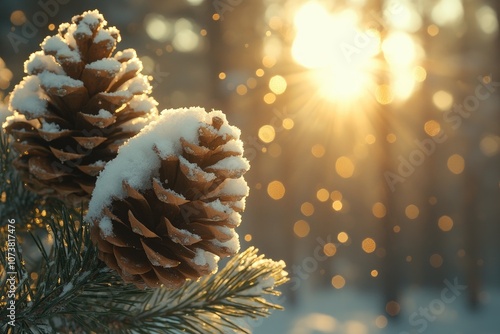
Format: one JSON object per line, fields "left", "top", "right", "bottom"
{"left": 0, "top": 130, "right": 42, "bottom": 229}
{"left": 111, "top": 247, "right": 288, "bottom": 334}
{"left": 0, "top": 206, "right": 146, "bottom": 334}
{"left": 1, "top": 203, "right": 288, "bottom": 334}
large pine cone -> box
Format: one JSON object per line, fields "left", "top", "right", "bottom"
{"left": 4, "top": 10, "right": 158, "bottom": 205}
{"left": 86, "top": 108, "right": 250, "bottom": 289}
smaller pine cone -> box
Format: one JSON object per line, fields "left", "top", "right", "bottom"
{"left": 86, "top": 108, "right": 250, "bottom": 289}
{"left": 4, "top": 10, "right": 158, "bottom": 205}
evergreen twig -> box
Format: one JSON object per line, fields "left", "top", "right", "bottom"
{"left": 0, "top": 130, "right": 41, "bottom": 229}
{"left": 0, "top": 203, "right": 287, "bottom": 333}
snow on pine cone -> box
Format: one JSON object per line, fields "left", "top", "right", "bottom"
{"left": 85, "top": 108, "right": 250, "bottom": 289}
{"left": 3, "top": 10, "right": 158, "bottom": 205}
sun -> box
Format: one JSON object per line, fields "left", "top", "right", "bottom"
{"left": 291, "top": 2, "right": 380, "bottom": 105}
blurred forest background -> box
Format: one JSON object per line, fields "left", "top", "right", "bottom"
{"left": 1, "top": 0, "right": 499, "bottom": 332}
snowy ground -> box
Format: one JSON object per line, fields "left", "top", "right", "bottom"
{"left": 252, "top": 286, "right": 500, "bottom": 334}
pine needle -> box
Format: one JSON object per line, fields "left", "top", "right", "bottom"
{"left": 1, "top": 203, "right": 288, "bottom": 333}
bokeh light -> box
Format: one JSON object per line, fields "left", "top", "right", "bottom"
{"left": 324, "top": 243, "right": 337, "bottom": 257}
{"left": 372, "top": 202, "right": 386, "bottom": 218}
{"left": 431, "top": 0, "right": 464, "bottom": 26}
{"left": 335, "top": 156, "right": 355, "bottom": 178}
{"left": 173, "top": 18, "right": 200, "bottom": 52}
{"left": 236, "top": 84, "right": 248, "bottom": 96}
{"left": 337, "top": 232, "right": 349, "bottom": 243}
{"left": 316, "top": 188, "right": 330, "bottom": 202}
{"left": 476, "top": 5, "right": 499, "bottom": 35}
{"left": 311, "top": 144, "right": 326, "bottom": 158}
{"left": 294, "top": 220, "right": 310, "bottom": 238}
{"left": 447, "top": 154, "right": 465, "bottom": 175}
{"left": 375, "top": 315, "right": 387, "bottom": 328}
{"left": 332, "top": 275, "right": 346, "bottom": 289}
{"left": 413, "top": 65, "right": 427, "bottom": 82}
{"left": 480, "top": 135, "right": 499, "bottom": 156}
{"left": 405, "top": 204, "right": 420, "bottom": 219}
{"left": 386, "top": 133, "right": 397, "bottom": 143}
{"left": 432, "top": 90, "right": 453, "bottom": 111}
{"left": 269, "top": 75, "right": 287, "bottom": 95}
{"left": 263, "top": 92, "right": 276, "bottom": 104}
{"left": 424, "top": 120, "right": 442, "bottom": 137}
{"left": 362, "top": 238, "right": 377, "bottom": 254}
{"left": 300, "top": 202, "right": 315, "bottom": 216}
{"left": 430, "top": 253, "right": 444, "bottom": 268}
{"left": 0, "top": 58, "right": 13, "bottom": 91}
{"left": 258, "top": 125, "right": 276, "bottom": 143}
{"left": 267, "top": 180, "right": 285, "bottom": 200}
{"left": 365, "top": 134, "right": 376, "bottom": 144}
{"left": 282, "top": 118, "right": 294, "bottom": 130}
{"left": 332, "top": 200, "right": 343, "bottom": 212}
{"left": 427, "top": 24, "right": 440, "bottom": 36}
{"left": 10, "top": 10, "right": 26, "bottom": 26}
{"left": 144, "top": 14, "right": 172, "bottom": 42}
{"left": 438, "top": 215, "right": 454, "bottom": 232}
{"left": 385, "top": 301, "right": 400, "bottom": 316}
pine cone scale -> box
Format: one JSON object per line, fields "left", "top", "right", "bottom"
{"left": 38, "top": 129, "right": 73, "bottom": 141}
{"left": 81, "top": 67, "right": 118, "bottom": 96}
{"left": 78, "top": 112, "right": 116, "bottom": 128}
{"left": 50, "top": 146, "right": 86, "bottom": 162}
{"left": 158, "top": 155, "right": 180, "bottom": 190}
{"left": 57, "top": 87, "right": 89, "bottom": 112}
{"left": 6, "top": 122, "right": 36, "bottom": 138}
{"left": 103, "top": 221, "right": 141, "bottom": 248}
{"left": 152, "top": 178, "right": 188, "bottom": 206}
{"left": 84, "top": 92, "right": 132, "bottom": 114}
{"left": 147, "top": 268, "right": 184, "bottom": 289}
{"left": 164, "top": 217, "right": 201, "bottom": 246}
{"left": 129, "top": 210, "right": 159, "bottom": 238}
{"left": 140, "top": 239, "right": 181, "bottom": 268}
{"left": 72, "top": 136, "right": 106, "bottom": 149}
{"left": 29, "top": 157, "right": 68, "bottom": 180}
{"left": 11, "top": 140, "right": 47, "bottom": 156}
{"left": 113, "top": 246, "right": 151, "bottom": 275}
{"left": 75, "top": 164, "right": 104, "bottom": 177}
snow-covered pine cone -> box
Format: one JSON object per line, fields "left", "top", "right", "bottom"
{"left": 4, "top": 10, "right": 158, "bottom": 205}
{"left": 86, "top": 108, "right": 250, "bottom": 289}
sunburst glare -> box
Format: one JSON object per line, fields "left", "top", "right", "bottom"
{"left": 292, "top": 2, "right": 379, "bottom": 106}
{"left": 291, "top": 2, "right": 423, "bottom": 109}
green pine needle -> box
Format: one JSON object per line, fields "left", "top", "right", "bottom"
{"left": 0, "top": 131, "right": 42, "bottom": 229}
{"left": 1, "top": 204, "right": 288, "bottom": 334}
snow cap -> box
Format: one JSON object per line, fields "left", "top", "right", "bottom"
{"left": 86, "top": 107, "right": 248, "bottom": 223}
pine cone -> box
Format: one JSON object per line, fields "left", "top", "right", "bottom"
{"left": 4, "top": 10, "right": 158, "bottom": 205}
{"left": 86, "top": 108, "right": 250, "bottom": 289}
